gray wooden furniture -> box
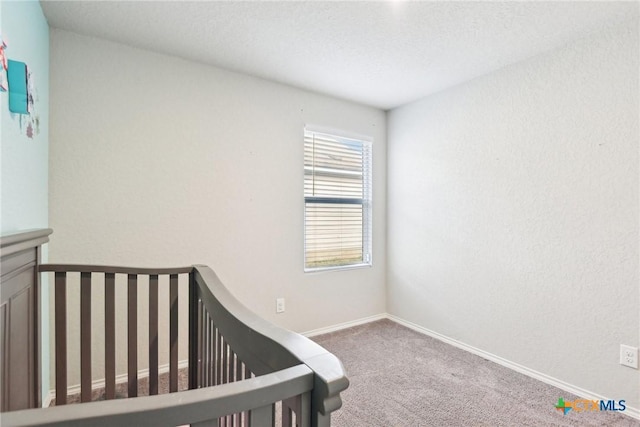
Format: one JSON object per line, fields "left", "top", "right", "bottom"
{"left": 1, "top": 230, "right": 348, "bottom": 427}
{"left": 0, "top": 229, "right": 52, "bottom": 412}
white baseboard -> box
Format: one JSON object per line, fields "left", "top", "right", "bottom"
{"left": 301, "top": 313, "right": 387, "bottom": 337}
{"left": 627, "top": 406, "right": 640, "bottom": 421}
{"left": 387, "top": 314, "right": 640, "bottom": 421}
{"left": 46, "top": 359, "right": 189, "bottom": 404}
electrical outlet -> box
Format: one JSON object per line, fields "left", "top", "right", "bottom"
{"left": 620, "top": 345, "right": 638, "bottom": 369}
{"left": 276, "top": 298, "right": 285, "bottom": 314}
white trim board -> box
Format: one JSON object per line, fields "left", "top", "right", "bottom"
{"left": 302, "top": 312, "right": 639, "bottom": 421}
{"left": 45, "top": 359, "right": 189, "bottom": 406}
{"left": 300, "top": 313, "right": 387, "bottom": 337}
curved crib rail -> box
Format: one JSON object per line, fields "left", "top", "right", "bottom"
{"left": 192, "top": 265, "right": 350, "bottom": 425}
{"left": 2, "top": 365, "right": 314, "bottom": 427}
{"left": 1, "top": 264, "right": 348, "bottom": 427}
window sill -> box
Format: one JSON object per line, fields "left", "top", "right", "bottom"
{"left": 304, "top": 262, "right": 372, "bottom": 274}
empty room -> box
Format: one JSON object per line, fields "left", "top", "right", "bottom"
{"left": 1, "top": 0, "right": 638, "bottom": 426}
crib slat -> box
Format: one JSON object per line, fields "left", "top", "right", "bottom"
{"left": 197, "top": 299, "right": 203, "bottom": 387}
{"left": 209, "top": 316, "right": 214, "bottom": 387}
{"left": 149, "top": 274, "right": 159, "bottom": 396}
{"left": 203, "top": 310, "right": 209, "bottom": 387}
{"left": 283, "top": 394, "right": 308, "bottom": 427}
{"left": 222, "top": 339, "right": 228, "bottom": 384}
{"left": 229, "top": 350, "right": 240, "bottom": 427}
{"left": 128, "top": 274, "right": 138, "bottom": 397}
{"left": 231, "top": 351, "right": 240, "bottom": 381}
{"left": 169, "top": 274, "right": 178, "bottom": 392}
{"left": 80, "top": 272, "right": 92, "bottom": 402}
{"left": 188, "top": 272, "right": 198, "bottom": 390}
{"left": 218, "top": 334, "right": 224, "bottom": 386}
{"left": 282, "top": 402, "right": 292, "bottom": 427}
{"left": 54, "top": 272, "right": 67, "bottom": 405}
{"left": 203, "top": 305, "right": 207, "bottom": 387}
{"left": 214, "top": 327, "right": 219, "bottom": 386}
{"left": 207, "top": 314, "right": 212, "bottom": 387}
{"left": 105, "top": 273, "right": 115, "bottom": 400}
{"left": 298, "top": 392, "right": 311, "bottom": 427}
{"left": 225, "top": 344, "right": 232, "bottom": 427}
{"left": 228, "top": 350, "right": 233, "bottom": 386}
{"left": 216, "top": 329, "right": 222, "bottom": 386}
{"left": 230, "top": 351, "right": 236, "bottom": 383}
{"left": 249, "top": 404, "right": 274, "bottom": 427}
{"left": 202, "top": 300, "right": 206, "bottom": 387}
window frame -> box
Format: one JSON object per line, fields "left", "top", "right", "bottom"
{"left": 303, "top": 126, "right": 373, "bottom": 273}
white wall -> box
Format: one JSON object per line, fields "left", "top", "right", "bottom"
{"left": 1, "top": 0, "right": 50, "bottom": 405}
{"left": 49, "top": 29, "right": 386, "bottom": 385}
{"left": 387, "top": 18, "right": 639, "bottom": 409}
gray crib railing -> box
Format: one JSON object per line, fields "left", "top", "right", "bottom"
{"left": 1, "top": 264, "right": 348, "bottom": 427}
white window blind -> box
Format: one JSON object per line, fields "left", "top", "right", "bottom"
{"left": 304, "top": 128, "right": 372, "bottom": 271}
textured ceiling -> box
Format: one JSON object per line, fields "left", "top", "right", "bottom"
{"left": 41, "top": 1, "right": 637, "bottom": 110}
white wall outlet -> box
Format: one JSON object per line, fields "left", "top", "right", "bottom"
{"left": 620, "top": 345, "right": 638, "bottom": 369}
{"left": 276, "top": 298, "right": 285, "bottom": 314}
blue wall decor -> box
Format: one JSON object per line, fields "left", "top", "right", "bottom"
{"left": 7, "top": 59, "right": 28, "bottom": 114}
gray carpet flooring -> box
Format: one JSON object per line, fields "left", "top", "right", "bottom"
{"left": 312, "top": 319, "right": 638, "bottom": 427}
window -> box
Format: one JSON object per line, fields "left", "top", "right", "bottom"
{"left": 304, "top": 128, "right": 372, "bottom": 271}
